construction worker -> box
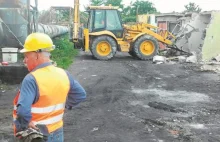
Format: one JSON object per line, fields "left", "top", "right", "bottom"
{"left": 13, "top": 33, "right": 86, "bottom": 142}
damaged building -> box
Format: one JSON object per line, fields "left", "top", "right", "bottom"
{"left": 155, "top": 11, "right": 220, "bottom": 62}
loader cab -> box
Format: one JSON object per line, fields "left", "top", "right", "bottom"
{"left": 88, "top": 8, "right": 124, "bottom": 38}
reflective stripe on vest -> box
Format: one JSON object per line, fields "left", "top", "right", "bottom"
{"left": 33, "top": 113, "right": 64, "bottom": 125}
{"left": 14, "top": 105, "right": 17, "bottom": 110}
{"left": 14, "top": 103, "right": 65, "bottom": 114}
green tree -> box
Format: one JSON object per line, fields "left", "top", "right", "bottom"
{"left": 105, "top": 0, "right": 123, "bottom": 8}
{"left": 122, "top": 0, "right": 157, "bottom": 23}
{"left": 90, "top": 0, "right": 123, "bottom": 8}
{"left": 184, "top": 2, "right": 202, "bottom": 13}
{"left": 90, "top": 0, "right": 104, "bottom": 6}
{"left": 131, "top": 0, "right": 157, "bottom": 15}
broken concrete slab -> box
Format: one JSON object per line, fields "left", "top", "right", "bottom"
{"left": 186, "top": 55, "right": 197, "bottom": 63}
{"left": 202, "top": 11, "right": 220, "bottom": 61}
{"left": 201, "top": 64, "right": 220, "bottom": 73}
{"left": 153, "top": 56, "right": 166, "bottom": 64}
{"left": 175, "top": 13, "right": 211, "bottom": 61}
{"left": 178, "top": 56, "right": 187, "bottom": 63}
{"left": 166, "top": 56, "right": 187, "bottom": 64}
{"left": 213, "top": 54, "right": 220, "bottom": 62}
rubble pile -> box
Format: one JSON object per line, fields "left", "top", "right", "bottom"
{"left": 172, "top": 11, "right": 220, "bottom": 63}
{"left": 155, "top": 11, "right": 220, "bottom": 67}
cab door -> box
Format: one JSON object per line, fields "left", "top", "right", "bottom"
{"left": 106, "top": 10, "right": 124, "bottom": 38}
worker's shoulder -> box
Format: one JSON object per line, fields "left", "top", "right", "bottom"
{"left": 53, "top": 66, "right": 69, "bottom": 75}
{"left": 52, "top": 66, "right": 71, "bottom": 78}
{"left": 54, "top": 66, "right": 66, "bottom": 71}
{"left": 61, "top": 70, "right": 76, "bottom": 82}
{"left": 22, "top": 73, "right": 36, "bottom": 83}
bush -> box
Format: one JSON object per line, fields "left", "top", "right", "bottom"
{"left": 51, "top": 34, "right": 78, "bottom": 69}
{"left": 122, "top": 16, "right": 136, "bottom": 23}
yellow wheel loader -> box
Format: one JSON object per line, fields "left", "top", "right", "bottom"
{"left": 70, "top": 0, "right": 176, "bottom": 60}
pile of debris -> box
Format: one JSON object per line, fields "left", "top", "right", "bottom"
{"left": 153, "top": 53, "right": 197, "bottom": 65}
{"left": 153, "top": 54, "right": 220, "bottom": 73}
{"left": 174, "top": 11, "right": 220, "bottom": 62}
{"left": 155, "top": 11, "right": 220, "bottom": 63}
{"left": 153, "top": 11, "right": 220, "bottom": 72}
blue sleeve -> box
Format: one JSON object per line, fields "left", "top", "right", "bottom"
{"left": 14, "top": 74, "right": 38, "bottom": 132}
{"left": 65, "top": 71, "right": 86, "bottom": 109}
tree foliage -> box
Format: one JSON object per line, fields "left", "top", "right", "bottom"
{"left": 121, "top": 0, "right": 158, "bottom": 23}
{"left": 105, "top": 0, "right": 123, "bottom": 8}
{"left": 132, "top": 0, "right": 157, "bottom": 15}
{"left": 90, "top": 0, "right": 104, "bottom": 6}
{"left": 90, "top": 0, "right": 123, "bottom": 7}
{"left": 184, "top": 2, "right": 202, "bottom": 13}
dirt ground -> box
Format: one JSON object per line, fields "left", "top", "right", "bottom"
{"left": 1, "top": 52, "right": 220, "bottom": 142}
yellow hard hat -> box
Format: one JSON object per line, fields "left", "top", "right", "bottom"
{"left": 20, "top": 33, "right": 55, "bottom": 53}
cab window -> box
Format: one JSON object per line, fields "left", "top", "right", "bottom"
{"left": 94, "top": 10, "right": 105, "bottom": 29}
{"left": 106, "top": 10, "right": 122, "bottom": 30}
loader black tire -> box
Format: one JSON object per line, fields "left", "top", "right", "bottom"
{"left": 128, "top": 43, "right": 137, "bottom": 58}
{"left": 128, "top": 51, "right": 136, "bottom": 57}
{"left": 91, "top": 36, "right": 117, "bottom": 60}
{"left": 133, "top": 35, "right": 159, "bottom": 60}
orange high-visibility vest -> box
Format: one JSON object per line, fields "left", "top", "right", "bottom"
{"left": 13, "top": 65, "right": 70, "bottom": 133}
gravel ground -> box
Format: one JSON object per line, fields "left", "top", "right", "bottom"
{"left": 1, "top": 52, "right": 220, "bottom": 142}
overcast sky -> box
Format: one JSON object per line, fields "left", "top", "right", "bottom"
{"left": 35, "top": 0, "right": 220, "bottom": 13}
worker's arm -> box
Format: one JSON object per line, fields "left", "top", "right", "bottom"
{"left": 65, "top": 71, "right": 86, "bottom": 110}
{"left": 14, "top": 74, "right": 38, "bottom": 132}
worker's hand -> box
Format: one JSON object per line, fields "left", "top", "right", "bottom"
{"left": 28, "top": 122, "right": 39, "bottom": 131}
